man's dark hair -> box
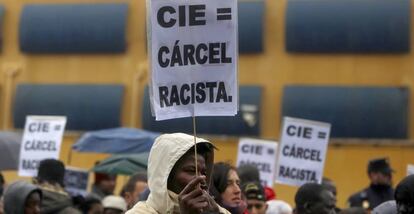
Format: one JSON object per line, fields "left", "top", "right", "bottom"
{"left": 237, "top": 164, "right": 260, "bottom": 186}
{"left": 395, "top": 175, "right": 414, "bottom": 206}
{"left": 295, "top": 183, "right": 326, "bottom": 213}
{"left": 37, "top": 159, "right": 65, "bottom": 187}
{"left": 210, "top": 162, "right": 236, "bottom": 204}
{"left": 78, "top": 197, "right": 102, "bottom": 214}
{"left": 367, "top": 158, "right": 393, "bottom": 175}
{"left": 120, "top": 172, "right": 148, "bottom": 197}
{"left": 321, "top": 177, "right": 337, "bottom": 196}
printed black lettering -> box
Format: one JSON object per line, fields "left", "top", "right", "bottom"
{"left": 241, "top": 144, "right": 249, "bottom": 153}
{"left": 196, "top": 44, "right": 208, "bottom": 64}
{"left": 196, "top": 83, "right": 206, "bottom": 103}
{"left": 157, "top": 82, "right": 232, "bottom": 107}
{"left": 158, "top": 46, "right": 170, "bottom": 68}
{"left": 221, "top": 43, "right": 232, "bottom": 63}
{"left": 24, "top": 140, "right": 57, "bottom": 151}
{"left": 180, "top": 84, "right": 190, "bottom": 105}
{"left": 279, "top": 165, "right": 317, "bottom": 182}
{"left": 303, "top": 127, "right": 312, "bottom": 139}
{"left": 28, "top": 123, "right": 49, "bottom": 133}
{"left": 191, "top": 83, "right": 196, "bottom": 104}
{"left": 159, "top": 86, "right": 170, "bottom": 107}
{"left": 282, "top": 145, "right": 289, "bottom": 156}
{"left": 283, "top": 144, "right": 323, "bottom": 162}
{"left": 189, "top": 5, "right": 206, "bottom": 26}
{"left": 216, "top": 82, "right": 228, "bottom": 102}
{"left": 171, "top": 41, "right": 183, "bottom": 67}
{"left": 22, "top": 159, "right": 40, "bottom": 170}
{"left": 287, "top": 125, "right": 296, "bottom": 136}
{"left": 179, "top": 5, "right": 186, "bottom": 26}
{"left": 170, "top": 85, "right": 180, "bottom": 106}
{"left": 183, "top": 45, "right": 196, "bottom": 65}
{"left": 157, "top": 6, "right": 176, "bottom": 28}
{"left": 205, "top": 82, "right": 217, "bottom": 103}
{"left": 209, "top": 43, "right": 220, "bottom": 64}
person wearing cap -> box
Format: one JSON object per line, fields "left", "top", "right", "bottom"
{"left": 237, "top": 164, "right": 277, "bottom": 202}
{"left": 3, "top": 180, "right": 42, "bottom": 214}
{"left": 347, "top": 157, "right": 395, "bottom": 210}
{"left": 294, "top": 183, "right": 336, "bottom": 214}
{"left": 34, "top": 158, "right": 81, "bottom": 214}
{"left": 126, "top": 133, "right": 231, "bottom": 214}
{"left": 394, "top": 174, "right": 414, "bottom": 214}
{"left": 102, "top": 195, "right": 127, "bottom": 214}
{"left": 243, "top": 182, "right": 268, "bottom": 214}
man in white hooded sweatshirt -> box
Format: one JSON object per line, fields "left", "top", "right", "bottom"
{"left": 126, "top": 133, "right": 231, "bottom": 214}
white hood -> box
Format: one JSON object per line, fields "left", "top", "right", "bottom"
{"left": 145, "top": 133, "right": 214, "bottom": 213}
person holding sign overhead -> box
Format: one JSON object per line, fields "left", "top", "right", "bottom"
{"left": 126, "top": 133, "right": 231, "bottom": 214}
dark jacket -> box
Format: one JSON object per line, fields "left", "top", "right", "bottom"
{"left": 4, "top": 181, "right": 42, "bottom": 214}
{"left": 36, "top": 183, "right": 81, "bottom": 214}
{"left": 348, "top": 184, "right": 394, "bottom": 210}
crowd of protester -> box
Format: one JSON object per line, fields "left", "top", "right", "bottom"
{"left": 0, "top": 133, "right": 413, "bottom": 214}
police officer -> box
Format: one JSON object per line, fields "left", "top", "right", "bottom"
{"left": 348, "top": 158, "right": 395, "bottom": 210}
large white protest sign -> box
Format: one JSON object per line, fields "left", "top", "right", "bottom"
{"left": 276, "top": 117, "right": 331, "bottom": 187}
{"left": 407, "top": 164, "right": 414, "bottom": 176}
{"left": 64, "top": 167, "right": 89, "bottom": 197}
{"left": 236, "top": 138, "right": 278, "bottom": 187}
{"left": 148, "top": 0, "right": 238, "bottom": 120}
{"left": 18, "top": 116, "right": 66, "bottom": 177}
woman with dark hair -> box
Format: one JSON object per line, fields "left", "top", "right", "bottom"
{"left": 211, "top": 162, "right": 247, "bottom": 214}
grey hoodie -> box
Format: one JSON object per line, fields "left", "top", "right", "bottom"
{"left": 3, "top": 180, "right": 42, "bottom": 214}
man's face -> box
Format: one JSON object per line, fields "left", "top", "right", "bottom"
{"left": 168, "top": 152, "right": 207, "bottom": 194}
{"left": 322, "top": 180, "right": 337, "bottom": 197}
{"left": 100, "top": 177, "right": 117, "bottom": 195}
{"left": 307, "top": 190, "right": 336, "bottom": 214}
{"left": 25, "top": 191, "right": 41, "bottom": 214}
{"left": 221, "top": 169, "right": 242, "bottom": 207}
{"left": 246, "top": 199, "right": 267, "bottom": 214}
{"left": 369, "top": 172, "right": 392, "bottom": 185}
{"left": 125, "top": 181, "right": 148, "bottom": 209}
